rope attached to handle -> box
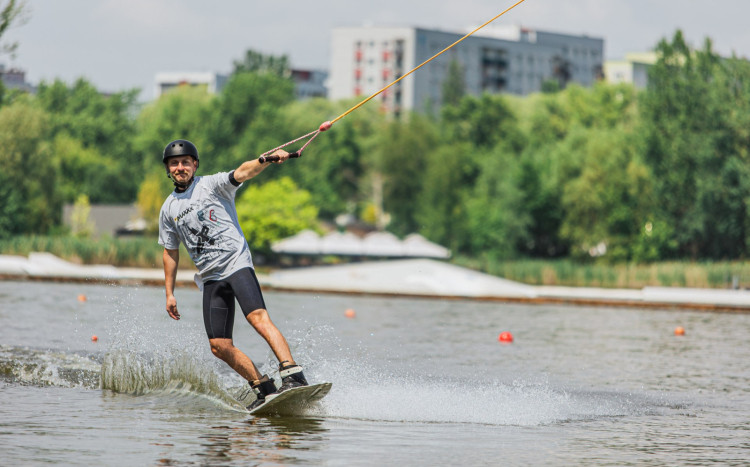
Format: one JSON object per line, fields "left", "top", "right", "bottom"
{"left": 330, "top": 0, "right": 529, "bottom": 126}
{"left": 258, "top": 0, "right": 527, "bottom": 163}
{"left": 257, "top": 121, "right": 333, "bottom": 163}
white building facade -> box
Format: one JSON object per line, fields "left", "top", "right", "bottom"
{"left": 604, "top": 52, "right": 657, "bottom": 89}
{"left": 154, "top": 72, "right": 228, "bottom": 98}
{"left": 329, "top": 25, "right": 604, "bottom": 113}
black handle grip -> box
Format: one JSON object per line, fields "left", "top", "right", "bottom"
{"left": 259, "top": 151, "right": 300, "bottom": 163}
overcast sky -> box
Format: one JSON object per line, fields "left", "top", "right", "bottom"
{"left": 4, "top": 0, "right": 750, "bottom": 100}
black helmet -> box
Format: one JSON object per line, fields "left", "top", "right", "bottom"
{"left": 163, "top": 139, "right": 199, "bottom": 164}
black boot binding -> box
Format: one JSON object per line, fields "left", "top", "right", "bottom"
{"left": 246, "top": 375, "right": 278, "bottom": 410}
{"left": 278, "top": 361, "right": 309, "bottom": 392}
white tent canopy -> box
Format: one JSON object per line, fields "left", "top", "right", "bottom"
{"left": 272, "top": 230, "right": 451, "bottom": 259}
{"left": 362, "top": 231, "right": 403, "bottom": 257}
{"left": 271, "top": 230, "right": 321, "bottom": 255}
{"left": 402, "top": 233, "right": 451, "bottom": 259}
{"left": 320, "top": 231, "right": 364, "bottom": 256}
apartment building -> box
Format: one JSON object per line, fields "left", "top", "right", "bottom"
{"left": 329, "top": 25, "right": 604, "bottom": 113}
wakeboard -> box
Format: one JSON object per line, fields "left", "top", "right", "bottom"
{"left": 248, "top": 382, "right": 332, "bottom": 416}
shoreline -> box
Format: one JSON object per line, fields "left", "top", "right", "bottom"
{"left": 2, "top": 253, "right": 750, "bottom": 313}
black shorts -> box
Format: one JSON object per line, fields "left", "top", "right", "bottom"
{"left": 202, "top": 267, "right": 267, "bottom": 339}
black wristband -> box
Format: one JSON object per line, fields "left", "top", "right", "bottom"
{"left": 229, "top": 170, "right": 241, "bottom": 187}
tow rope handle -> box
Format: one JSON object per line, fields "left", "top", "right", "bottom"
{"left": 256, "top": 121, "right": 332, "bottom": 163}
{"left": 258, "top": 151, "right": 301, "bottom": 164}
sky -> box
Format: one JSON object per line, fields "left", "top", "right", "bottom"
{"left": 3, "top": 0, "right": 750, "bottom": 100}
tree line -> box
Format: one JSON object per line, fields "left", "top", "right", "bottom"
{"left": 1, "top": 31, "right": 749, "bottom": 263}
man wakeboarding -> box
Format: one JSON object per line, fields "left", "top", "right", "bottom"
{"left": 157, "top": 139, "right": 308, "bottom": 410}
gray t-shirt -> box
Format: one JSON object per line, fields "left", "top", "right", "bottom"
{"left": 158, "top": 172, "right": 253, "bottom": 282}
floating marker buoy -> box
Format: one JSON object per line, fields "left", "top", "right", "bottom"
{"left": 344, "top": 308, "right": 356, "bottom": 319}
{"left": 77, "top": 294, "right": 87, "bottom": 302}
{"left": 498, "top": 331, "right": 514, "bottom": 343}
{"left": 91, "top": 335, "right": 98, "bottom": 342}
{"left": 674, "top": 326, "right": 685, "bottom": 336}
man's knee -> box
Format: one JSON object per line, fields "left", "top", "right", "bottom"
{"left": 209, "top": 338, "right": 234, "bottom": 360}
{"left": 247, "top": 308, "right": 272, "bottom": 329}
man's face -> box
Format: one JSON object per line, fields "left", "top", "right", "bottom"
{"left": 166, "top": 155, "right": 198, "bottom": 184}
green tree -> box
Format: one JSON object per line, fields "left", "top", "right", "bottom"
{"left": 136, "top": 171, "right": 174, "bottom": 232}
{"left": 0, "top": 169, "right": 23, "bottom": 238}
{"left": 133, "top": 85, "right": 214, "bottom": 174}
{"left": 70, "top": 194, "right": 94, "bottom": 238}
{"left": 0, "top": 0, "right": 29, "bottom": 107}
{"left": 541, "top": 79, "right": 561, "bottom": 94}
{"left": 441, "top": 93, "right": 525, "bottom": 151}
{"left": 0, "top": 0, "right": 28, "bottom": 59}
{"left": 465, "top": 147, "right": 530, "bottom": 259}
{"left": 272, "top": 97, "right": 381, "bottom": 220}
{"left": 236, "top": 176, "right": 319, "bottom": 259}
{"left": 0, "top": 99, "right": 58, "bottom": 234}
{"left": 442, "top": 59, "right": 466, "bottom": 107}
{"left": 36, "top": 78, "right": 140, "bottom": 202}
{"left": 374, "top": 115, "right": 436, "bottom": 236}
{"left": 206, "top": 72, "right": 295, "bottom": 168}
{"left": 414, "top": 141, "right": 472, "bottom": 252}
{"left": 518, "top": 83, "right": 640, "bottom": 258}
{"left": 233, "top": 49, "right": 291, "bottom": 77}
{"left": 52, "top": 133, "right": 127, "bottom": 203}
{"left": 435, "top": 93, "right": 527, "bottom": 255}
{"left": 641, "top": 31, "right": 750, "bottom": 258}
{"left": 516, "top": 143, "right": 573, "bottom": 258}
{"left": 559, "top": 128, "right": 654, "bottom": 261}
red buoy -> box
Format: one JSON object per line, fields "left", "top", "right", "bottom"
{"left": 498, "top": 331, "right": 514, "bottom": 343}
{"left": 674, "top": 326, "right": 685, "bottom": 336}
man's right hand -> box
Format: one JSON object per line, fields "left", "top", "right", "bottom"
{"left": 166, "top": 295, "right": 180, "bottom": 320}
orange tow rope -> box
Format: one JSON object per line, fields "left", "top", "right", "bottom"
{"left": 258, "top": 0, "right": 528, "bottom": 162}
{"left": 329, "top": 0, "right": 529, "bottom": 126}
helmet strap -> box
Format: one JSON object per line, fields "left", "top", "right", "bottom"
{"left": 167, "top": 172, "right": 196, "bottom": 192}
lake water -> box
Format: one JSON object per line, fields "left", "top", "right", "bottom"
{"left": 1, "top": 280, "right": 749, "bottom": 465}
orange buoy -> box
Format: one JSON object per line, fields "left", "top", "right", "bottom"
{"left": 77, "top": 294, "right": 87, "bottom": 302}
{"left": 91, "top": 335, "right": 99, "bottom": 342}
{"left": 344, "top": 308, "right": 356, "bottom": 319}
{"left": 674, "top": 326, "right": 685, "bottom": 336}
{"left": 498, "top": 331, "right": 514, "bottom": 343}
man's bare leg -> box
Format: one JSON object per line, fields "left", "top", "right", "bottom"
{"left": 246, "top": 308, "right": 309, "bottom": 390}
{"left": 246, "top": 308, "right": 295, "bottom": 365}
{"left": 208, "top": 337, "right": 262, "bottom": 382}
